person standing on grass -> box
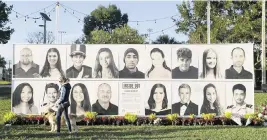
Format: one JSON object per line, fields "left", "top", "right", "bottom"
{"left": 55, "top": 76, "right": 72, "bottom": 135}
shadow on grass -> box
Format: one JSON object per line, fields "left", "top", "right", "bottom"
{"left": 0, "top": 87, "right": 11, "bottom": 99}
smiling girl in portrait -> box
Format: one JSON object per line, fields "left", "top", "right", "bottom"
{"left": 69, "top": 83, "right": 91, "bottom": 132}
{"left": 38, "top": 48, "right": 65, "bottom": 78}
{"left": 200, "top": 48, "right": 222, "bottom": 79}
{"left": 12, "top": 83, "right": 38, "bottom": 114}
{"left": 93, "top": 48, "right": 119, "bottom": 78}
{"left": 200, "top": 83, "right": 223, "bottom": 116}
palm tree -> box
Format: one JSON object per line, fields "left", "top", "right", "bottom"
{"left": 152, "top": 35, "right": 181, "bottom": 44}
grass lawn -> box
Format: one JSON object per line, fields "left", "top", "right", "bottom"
{"left": 1, "top": 88, "right": 267, "bottom": 139}
{"left": 0, "top": 81, "right": 11, "bottom": 85}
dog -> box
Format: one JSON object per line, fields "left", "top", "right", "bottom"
{"left": 41, "top": 103, "right": 58, "bottom": 132}
{"left": 69, "top": 113, "right": 85, "bottom": 133}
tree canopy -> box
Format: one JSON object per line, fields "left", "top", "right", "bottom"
{"left": 83, "top": 4, "right": 128, "bottom": 41}
{"left": 0, "top": 1, "right": 14, "bottom": 44}
{"left": 87, "top": 25, "right": 144, "bottom": 44}
{"left": 152, "top": 35, "right": 181, "bottom": 44}
{"left": 175, "top": 1, "right": 263, "bottom": 44}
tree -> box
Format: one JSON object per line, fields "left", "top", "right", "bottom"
{"left": 174, "top": 1, "right": 263, "bottom": 44}
{"left": 26, "top": 31, "right": 55, "bottom": 44}
{"left": 87, "top": 25, "right": 145, "bottom": 44}
{"left": 0, "top": 56, "right": 6, "bottom": 68}
{"left": 152, "top": 35, "right": 182, "bottom": 44}
{"left": 0, "top": 1, "right": 14, "bottom": 44}
{"left": 83, "top": 4, "right": 128, "bottom": 41}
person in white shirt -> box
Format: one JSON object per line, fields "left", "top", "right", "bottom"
{"left": 172, "top": 84, "right": 198, "bottom": 116}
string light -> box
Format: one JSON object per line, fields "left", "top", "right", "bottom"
{"left": 11, "top": 2, "right": 56, "bottom": 21}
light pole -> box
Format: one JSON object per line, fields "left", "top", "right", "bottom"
{"left": 262, "top": 0, "right": 266, "bottom": 85}
{"left": 39, "top": 12, "right": 51, "bottom": 44}
{"left": 58, "top": 31, "right": 66, "bottom": 44}
{"left": 147, "top": 28, "right": 153, "bottom": 44}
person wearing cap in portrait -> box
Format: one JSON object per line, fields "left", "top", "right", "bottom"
{"left": 225, "top": 84, "right": 253, "bottom": 117}
{"left": 119, "top": 48, "right": 145, "bottom": 78}
{"left": 66, "top": 44, "right": 92, "bottom": 78}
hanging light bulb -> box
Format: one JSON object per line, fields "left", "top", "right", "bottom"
{"left": 155, "top": 20, "right": 156, "bottom": 23}
{"left": 25, "top": 18, "right": 26, "bottom": 23}
{"left": 73, "top": 11, "right": 74, "bottom": 14}
{"left": 137, "top": 21, "right": 139, "bottom": 25}
{"left": 34, "top": 19, "right": 36, "bottom": 23}
{"left": 64, "top": 9, "right": 66, "bottom": 13}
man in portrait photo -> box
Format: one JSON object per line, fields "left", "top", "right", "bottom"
{"left": 226, "top": 84, "right": 253, "bottom": 117}
{"left": 119, "top": 48, "right": 145, "bottom": 78}
{"left": 92, "top": 83, "right": 118, "bottom": 115}
{"left": 172, "top": 48, "right": 198, "bottom": 79}
{"left": 172, "top": 84, "right": 198, "bottom": 116}
{"left": 66, "top": 44, "right": 92, "bottom": 78}
{"left": 225, "top": 47, "right": 252, "bottom": 79}
{"left": 13, "top": 47, "right": 39, "bottom": 78}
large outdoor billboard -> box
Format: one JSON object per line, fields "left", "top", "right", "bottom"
{"left": 11, "top": 44, "right": 254, "bottom": 117}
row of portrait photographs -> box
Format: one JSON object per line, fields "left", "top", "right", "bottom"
{"left": 13, "top": 44, "right": 254, "bottom": 80}
{"left": 11, "top": 80, "right": 254, "bottom": 117}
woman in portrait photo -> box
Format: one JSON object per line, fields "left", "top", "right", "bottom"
{"left": 69, "top": 83, "right": 91, "bottom": 132}
{"left": 39, "top": 48, "right": 65, "bottom": 78}
{"left": 145, "top": 83, "right": 171, "bottom": 115}
{"left": 200, "top": 48, "right": 222, "bottom": 79}
{"left": 200, "top": 83, "right": 223, "bottom": 116}
{"left": 93, "top": 48, "right": 119, "bottom": 78}
{"left": 146, "top": 48, "right": 171, "bottom": 79}
{"left": 12, "top": 83, "right": 38, "bottom": 114}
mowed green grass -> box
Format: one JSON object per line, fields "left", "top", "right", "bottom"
{"left": 1, "top": 88, "right": 267, "bottom": 139}
{"left": 0, "top": 81, "right": 11, "bottom": 85}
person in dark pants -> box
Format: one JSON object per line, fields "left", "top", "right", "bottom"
{"left": 55, "top": 76, "right": 72, "bottom": 134}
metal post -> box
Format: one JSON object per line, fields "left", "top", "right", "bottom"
{"left": 207, "top": 0, "right": 210, "bottom": 44}
{"left": 262, "top": 0, "right": 266, "bottom": 84}
{"left": 44, "top": 19, "right": 46, "bottom": 44}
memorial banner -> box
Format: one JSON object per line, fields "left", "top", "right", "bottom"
{"left": 12, "top": 43, "right": 254, "bottom": 117}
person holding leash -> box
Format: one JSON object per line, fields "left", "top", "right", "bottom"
{"left": 55, "top": 76, "right": 72, "bottom": 135}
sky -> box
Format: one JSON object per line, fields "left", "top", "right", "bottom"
{"left": 0, "top": 1, "right": 188, "bottom": 67}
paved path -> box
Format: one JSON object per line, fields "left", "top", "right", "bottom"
{"left": 0, "top": 85, "right": 11, "bottom": 88}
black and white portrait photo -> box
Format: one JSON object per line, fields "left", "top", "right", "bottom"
{"left": 38, "top": 46, "right": 67, "bottom": 78}
{"left": 118, "top": 46, "right": 146, "bottom": 79}
{"left": 66, "top": 44, "right": 92, "bottom": 79}
{"left": 172, "top": 83, "right": 198, "bottom": 116}
{"left": 40, "top": 82, "right": 61, "bottom": 114}
{"left": 199, "top": 48, "right": 223, "bottom": 79}
{"left": 172, "top": 47, "right": 199, "bottom": 79}
{"left": 200, "top": 83, "right": 225, "bottom": 116}
{"left": 225, "top": 82, "right": 254, "bottom": 116}
{"left": 144, "top": 82, "right": 171, "bottom": 115}
{"left": 92, "top": 47, "right": 119, "bottom": 78}
{"left": 13, "top": 46, "right": 40, "bottom": 78}
{"left": 68, "top": 82, "right": 91, "bottom": 131}
{"left": 145, "top": 46, "right": 172, "bottom": 79}
{"left": 225, "top": 46, "right": 253, "bottom": 79}
{"left": 12, "top": 81, "right": 39, "bottom": 115}
{"left": 91, "top": 82, "right": 118, "bottom": 115}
